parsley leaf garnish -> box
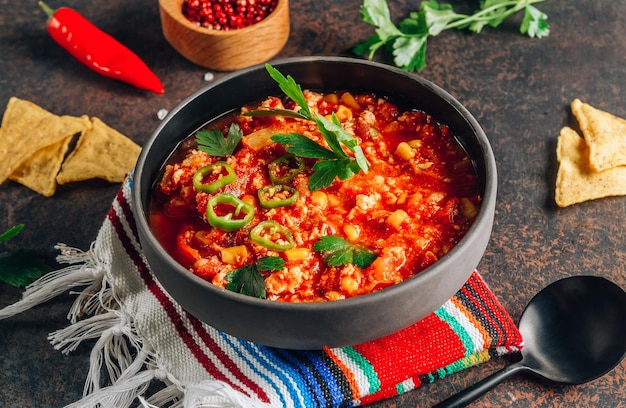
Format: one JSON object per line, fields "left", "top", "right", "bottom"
{"left": 355, "top": 0, "right": 549, "bottom": 72}
{"left": 196, "top": 123, "right": 243, "bottom": 157}
{"left": 224, "top": 256, "right": 285, "bottom": 298}
{"left": 0, "top": 224, "right": 51, "bottom": 287}
{"left": 256, "top": 256, "right": 286, "bottom": 271}
{"left": 245, "top": 64, "right": 370, "bottom": 191}
{"left": 313, "top": 236, "right": 377, "bottom": 269}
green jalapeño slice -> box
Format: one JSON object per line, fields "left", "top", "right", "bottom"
{"left": 207, "top": 193, "right": 254, "bottom": 231}
{"left": 250, "top": 220, "right": 296, "bottom": 251}
{"left": 193, "top": 161, "right": 236, "bottom": 193}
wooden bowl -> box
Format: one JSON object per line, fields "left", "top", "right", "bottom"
{"left": 158, "top": 0, "right": 290, "bottom": 71}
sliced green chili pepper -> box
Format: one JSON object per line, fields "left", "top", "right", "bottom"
{"left": 193, "top": 161, "right": 236, "bottom": 193}
{"left": 207, "top": 193, "right": 255, "bottom": 231}
{"left": 257, "top": 184, "right": 300, "bottom": 209}
{"left": 268, "top": 154, "right": 305, "bottom": 183}
{"left": 250, "top": 220, "right": 296, "bottom": 251}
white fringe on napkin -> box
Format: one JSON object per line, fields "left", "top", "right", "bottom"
{"left": 0, "top": 231, "right": 261, "bottom": 407}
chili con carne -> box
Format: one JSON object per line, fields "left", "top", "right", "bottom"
{"left": 193, "top": 161, "right": 236, "bottom": 193}
{"left": 250, "top": 221, "right": 296, "bottom": 251}
{"left": 39, "top": 1, "right": 164, "bottom": 94}
{"left": 207, "top": 193, "right": 255, "bottom": 231}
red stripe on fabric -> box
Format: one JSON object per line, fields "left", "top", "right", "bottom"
{"left": 353, "top": 313, "right": 465, "bottom": 390}
{"left": 114, "top": 186, "right": 140, "bottom": 242}
{"left": 113, "top": 189, "right": 270, "bottom": 401}
{"left": 184, "top": 310, "right": 270, "bottom": 403}
{"left": 107, "top": 204, "right": 255, "bottom": 398}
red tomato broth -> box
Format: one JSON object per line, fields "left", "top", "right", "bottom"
{"left": 149, "top": 90, "right": 481, "bottom": 302}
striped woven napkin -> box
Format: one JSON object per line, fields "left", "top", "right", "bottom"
{"left": 0, "top": 175, "right": 523, "bottom": 407}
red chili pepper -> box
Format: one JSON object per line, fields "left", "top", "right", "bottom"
{"left": 39, "top": 1, "right": 164, "bottom": 94}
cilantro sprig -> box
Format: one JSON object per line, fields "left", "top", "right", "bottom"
{"left": 246, "top": 64, "right": 370, "bottom": 191}
{"left": 313, "top": 236, "right": 377, "bottom": 269}
{"left": 196, "top": 123, "right": 243, "bottom": 157}
{"left": 224, "top": 256, "right": 285, "bottom": 298}
{"left": 355, "top": 0, "right": 550, "bottom": 72}
{"left": 0, "top": 224, "right": 51, "bottom": 287}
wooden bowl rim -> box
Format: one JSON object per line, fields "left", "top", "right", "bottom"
{"left": 158, "top": 0, "right": 288, "bottom": 37}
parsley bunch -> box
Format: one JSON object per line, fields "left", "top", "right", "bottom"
{"left": 355, "top": 0, "right": 550, "bottom": 72}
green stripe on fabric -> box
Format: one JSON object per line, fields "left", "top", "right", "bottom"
{"left": 341, "top": 346, "right": 380, "bottom": 394}
{"left": 435, "top": 306, "right": 477, "bottom": 357}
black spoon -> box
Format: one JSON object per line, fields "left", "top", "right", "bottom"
{"left": 434, "top": 275, "right": 626, "bottom": 407}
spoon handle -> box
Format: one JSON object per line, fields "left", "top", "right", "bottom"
{"left": 432, "top": 362, "right": 526, "bottom": 408}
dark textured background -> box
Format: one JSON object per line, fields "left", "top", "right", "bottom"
{"left": 0, "top": 0, "right": 625, "bottom": 406}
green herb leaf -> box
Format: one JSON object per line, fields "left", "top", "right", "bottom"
{"left": 265, "top": 64, "right": 313, "bottom": 119}
{"left": 255, "top": 65, "right": 371, "bottom": 190}
{"left": 243, "top": 107, "right": 310, "bottom": 120}
{"left": 313, "top": 236, "right": 377, "bottom": 269}
{"left": 0, "top": 224, "right": 24, "bottom": 244}
{"left": 271, "top": 133, "right": 338, "bottom": 159}
{"left": 0, "top": 250, "right": 52, "bottom": 287}
{"left": 0, "top": 225, "right": 51, "bottom": 287}
{"left": 225, "top": 265, "right": 267, "bottom": 299}
{"left": 196, "top": 123, "right": 242, "bottom": 157}
{"left": 309, "top": 160, "right": 347, "bottom": 191}
{"left": 256, "top": 256, "right": 285, "bottom": 271}
{"left": 521, "top": 5, "right": 550, "bottom": 38}
{"left": 224, "top": 256, "right": 285, "bottom": 298}
{"left": 355, "top": 0, "right": 549, "bottom": 72}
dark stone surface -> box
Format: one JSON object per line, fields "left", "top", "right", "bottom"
{"left": 0, "top": 0, "right": 624, "bottom": 406}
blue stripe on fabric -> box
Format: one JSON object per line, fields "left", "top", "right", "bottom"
{"left": 300, "top": 351, "right": 350, "bottom": 407}
{"left": 270, "top": 348, "right": 328, "bottom": 407}
{"left": 217, "top": 332, "right": 300, "bottom": 407}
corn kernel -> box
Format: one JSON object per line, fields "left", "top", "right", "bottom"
{"left": 327, "top": 194, "right": 340, "bottom": 207}
{"left": 323, "top": 93, "right": 339, "bottom": 104}
{"left": 220, "top": 245, "right": 248, "bottom": 265}
{"left": 285, "top": 248, "right": 311, "bottom": 262}
{"left": 394, "top": 142, "right": 415, "bottom": 161}
{"left": 310, "top": 191, "right": 328, "bottom": 209}
{"left": 460, "top": 197, "right": 478, "bottom": 218}
{"left": 241, "top": 194, "right": 256, "bottom": 206}
{"left": 386, "top": 209, "right": 409, "bottom": 229}
{"left": 340, "top": 92, "right": 361, "bottom": 110}
{"left": 343, "top": 225, "right": 360, "bottom": 241}
{"left": 407, "top": 139, "right": 422, "bottom": 148}
{"left": 396, "top": 192, "right": 408, "bottom": 205}
{"left": 340, "top": 276, "right": 360, "bottom": 294}
{"left": 335, "top": 105, "right": 353, "bottom": 122}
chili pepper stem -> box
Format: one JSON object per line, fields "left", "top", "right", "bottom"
{"left": 38, "top": 1, "right": 55, "bottom": 18}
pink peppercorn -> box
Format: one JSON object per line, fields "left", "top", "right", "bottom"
{"left": 182, "top": 0, "right": 278, "bottom": 30}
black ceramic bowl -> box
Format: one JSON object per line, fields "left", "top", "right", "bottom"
{"left": 133, "top": 56, "right": 497, "bottom": 349}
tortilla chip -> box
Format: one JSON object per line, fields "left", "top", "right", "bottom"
{"left": 56, "top": 117, "right": 141, "bottom": 184}
{"left": 9, "top": 134, "right": 74, "bottom": 197}
{"left": 571, "top": 99, "right": 626, "bottom": 172}
{"left": 0, "top": 97, "right": 90, "bottom": 184}
{"left": 555, "top": 126, "right": 626, "bottom": 207}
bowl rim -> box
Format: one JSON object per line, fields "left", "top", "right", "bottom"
{"left": 158, "top": 0, "right": 288, "bottom": 36}
{"left": 133, "top": 55, "right": 497, "bottom": 312}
